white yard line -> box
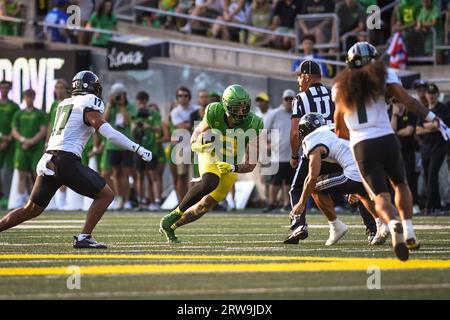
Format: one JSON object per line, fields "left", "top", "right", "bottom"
{"left": 1, "top": 283, "right": 450, "bottom": 299}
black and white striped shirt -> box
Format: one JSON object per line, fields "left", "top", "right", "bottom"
{"left": 291, "top": 83, "right": 335, "bottom": 124}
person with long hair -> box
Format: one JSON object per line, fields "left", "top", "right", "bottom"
{"left": 332, "top": 41, "right": 444, "bottom": 261}
{"left": 86, "top": 0, "right": 117, "bottom": 47}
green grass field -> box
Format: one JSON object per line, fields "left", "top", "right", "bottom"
{"left": 0, "top": 210, "right": 450, "bottom": 299}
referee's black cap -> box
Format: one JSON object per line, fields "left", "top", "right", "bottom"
{"left": 296, "top": 60, "right": 321, "bottom": 76}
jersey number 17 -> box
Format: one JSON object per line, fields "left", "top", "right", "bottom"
{"left": 51, "top": 104, "right": 74, "bottom": 136}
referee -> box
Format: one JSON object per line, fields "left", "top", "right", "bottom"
{"left": 285, "top": 60, "right": 337, "bottom": 244}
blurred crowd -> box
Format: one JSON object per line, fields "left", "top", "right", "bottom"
{"left": 2, "top": 0, "right": 450, "bottom": 64}
{"left": 0, "top": 78, "right": 450, "bottom": 215}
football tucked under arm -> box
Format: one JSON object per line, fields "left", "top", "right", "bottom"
{"left": 191, "top": 132, "right": 215, "bottom": 153}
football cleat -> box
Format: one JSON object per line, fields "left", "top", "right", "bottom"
{"left": 406, "top": 237, "right": 421, "bottom": 250}
{"left": 159, "top": 210, "right": 182, "bottom": 244}
{"left": 283, "top": 224, "right": 309, "bottom": 244}
{"left": 159, "top": 226, "right": 181, "bottom": 244}
{"left": 73, "top": 235, "right": 107, "bottom": 249}
{"left": 367, "top": 230, "right": 376, "bottom": 245}
{"left": 325, "top": 220, "right": 348, "bottom": 246}
{"left": 371, "top": 223, "right": 390, "bottom": 245}
{"left": 391, "top": 223, "right": 409, "bottom": 261}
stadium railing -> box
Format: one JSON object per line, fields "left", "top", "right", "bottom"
{"left": 0, "top": 15, "right": 348, "bottom": 72}
{"left": 0, "top": 15, "right": 121, "bottom": 40}
{"left": 406, "top": 27, "right": 437, "bottom": 65}
{"left": 133, "top": 5, "right": 296, "bottom": 39}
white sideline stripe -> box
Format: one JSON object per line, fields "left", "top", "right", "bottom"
{"left": 1, "top": 283, "right": 450, "bottom": 299}
{"left": 11, "top": 225, "right": 82, "bottom": 229}
{"left": 22, "top": 220, "right": 85, "bottom": 224}
{"left": 8, "top": 224, "right": 450, "bottom": 231}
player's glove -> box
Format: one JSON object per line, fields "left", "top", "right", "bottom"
{"left": 135, "top": 145, "right": 152, "bottom": 162}
{"left": 438, "top": 119, "right": 450, "bottom": 141}
{"left": 217, "top": 162, "right": 235, "bottom": 173}
{"left": 191, "top": 140, "right": 214, "bottom": 153}
{"left": 36, "top": 153, "right": 55, "bottom": 176}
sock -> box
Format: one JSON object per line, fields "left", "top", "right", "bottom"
{"left": 328, "top": 218, "right": 338, "bottom": 226}
{"left": 375, "top": 217, "right": 383, "bottom": 229}
{"left": 170, "top": 224, "right": 178, "bottom": 230}
{"left": 387, "top": 219, "right": 400, "bottom": 235}
{"left": 402, "top": 219, "right": 416, "bottom": 240}
{"left": 77, "top": 233, "right": 90, "bottom": 241}
{"left": 175, "top": 207, "right": 183, "bottom": 216}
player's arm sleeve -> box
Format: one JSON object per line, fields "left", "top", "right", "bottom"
{"left": 98, "top": 122, "right": 139, "bottom": 153}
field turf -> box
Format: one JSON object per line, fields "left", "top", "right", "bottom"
{"left": 0, "top": 210, "right": 450, "bottom": 299}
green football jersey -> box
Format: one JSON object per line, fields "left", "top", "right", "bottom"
{"left": 0, "top": 99, "right": 20, "bottom": 135}
{"left": 12, "top": 108, "right": 48, "bottom": 151}
{"left": 204, "top": 102, "right": 264, "bottom": 164}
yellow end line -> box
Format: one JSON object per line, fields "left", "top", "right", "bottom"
{"left": 1, "top": 259, "right": 450, "bottom": 276}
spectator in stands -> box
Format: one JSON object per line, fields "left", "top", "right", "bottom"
{"left": 11, "top": 89, "right": 47, "bottom": 207}
{"left": 416, "top": 0, "right": 443, "bottom": 56}
{"left": 86, "top": 0, "right": 117, "bottom": 47}
{"left": 212, "top": 0, "right": 247, "bottom": 41}
{"left": 264, "top": 89, "right": 296, "bottom": 213}
{"left": 173, "top": 0, "right": 196, "bottom": 31}
{"left": 208, "top": 90, "right": 221, "bottom": 103}
{"left": 392, "top": 0, "right": 422, "bottom": 55}
{"left": 0, "top": 79, "right": 19, "bottom": 209}
{"left": 0, "top": 0, "right": 25, "bottom": 36}
{"left": 416, "top": 83, "right": 450, "bottom": 215}
{"left": 75, "top": 0, "right": 94, "bottom": 44}
{"left": 190, "top": 89, "right": 209, "bottom": 129}
{"left": 104, "top": 83, "right": 137, "bottom": 210}
{"left": 298, "top": 0, "right": 335, "bottom": 48}
{"left": 269, "top": 0, "right": 302, "bottom": 50}
{"left": 170, "top": 86, "right": 198, "bottom": 201}
{"left": 358, "top": 0, "right": 377, "bottom": 9}
{"left": 253, "top": 92, "right": 273, "bottom": 118}
{"left": 142, "top": 0, "right": 178, "bottom": 29}
{"left": 390, "top": 98, "right": 421, "bottom": 215}
{"left": 247, "top": 0, "right": 272, "bottom": 46}
{"left": 43, "top": 0, "right": 71, "bottom": 43}
{"left": 179, "top": 0, "right": 223, "bottom": 34}
{"left": 292, "top": 34, "right": 336, "bottom": 78}
{"left": 335, "top": 0, "right": 366, "bottom": 50}
{"left": 413, "top": 79, "right": 429, "bottom": 107}
{"left": 392, "top": 0, "right": 422, "bottom": 34}
{"left": 445, "top": 2, "right": 450, "bottom": 61}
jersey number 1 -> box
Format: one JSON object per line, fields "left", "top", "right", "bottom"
{"left": 357, "top": 101, "right": 368, "bottom": 124}
{"left": 52, "top": 104, "right": 74, "bottom": 136}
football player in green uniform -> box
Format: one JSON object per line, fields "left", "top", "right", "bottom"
{"left": 0, "top": 80, "right": 20, "bottom": 208}
{"left": 160, "top": 84, "right": 264, "bottom": 243}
